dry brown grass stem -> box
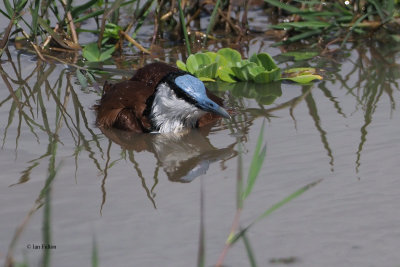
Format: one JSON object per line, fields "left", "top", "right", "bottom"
{"left": 120, "top": 30, "right": 151, "bottom": 54}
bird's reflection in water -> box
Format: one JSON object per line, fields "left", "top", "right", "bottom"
{"left": 99, "top": 125, "right": 237, "bottom": 210}
{"left": 101, "top": 125, "right": 237, "bottom": 182}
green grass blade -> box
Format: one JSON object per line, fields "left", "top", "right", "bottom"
{"left": 71, "top": 0, "right": 100, "bottom": 19}
{"left": 197, "top": 177, "right": 205, "bottom": 267}
{"left": 230, "top": 179, "right": 322, "bottom": 245}
{"left": 340, "top": 12, "right": 370, "bottom": 48}
{"left": 256, "top": 179, "right": 322, "bottom": 223}
{"left": 242, "top": 231, "right": 257, "bottom": 267}
{"left": 237, "top": 141, "right": 244, "bottom": 209}
{"left": 133, "top": 0, "right": 154, "bottom": 35}
{"left": 37, "top": 17, "right": 72, "bottom": 49}
{"left": 92, "top": 236, "right": 99, "bottom": 267}
{"left": 0, "top": 8, "right": 12, "bottom": 19}
{"left": 31, "top": 0, "right": 41, "bottom": 37}
{"left": 203, "top": 0, "right": 221, "bottom": 45}
{"left": 242, "top": 120, "right": 266, "bottom": 200}
{"left": 74, "top": 0, "right": 136, "bottom": 23}
{"left": 74, "top": 9, "right": 104, "bottom": 23}
{"left": 177, "top": 0, "right": 191, "bottom": 55}
{"left": 15, "top": 0, "right": 28, "bottom": 13}
{"left": 271, "top": 21, "right": 331, "bottom": 29}
{"left": 42, "top": 177, "right": 52, "bottom": 267}
{"left": 263, "top": 0, "right": 301, "bottom": 13}
{"left": 3, "top": 0, "right": 14, "bottom": 17}
{"left": 367, "top": 0, "right": 385, "bottom": 22}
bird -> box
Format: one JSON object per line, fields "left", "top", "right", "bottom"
{"left": 95, "top": 62, "right": 231, "bottom": 134}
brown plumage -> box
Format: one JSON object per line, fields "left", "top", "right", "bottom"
{"left": 94, "top": 62, "right": 226, "bottom": 133}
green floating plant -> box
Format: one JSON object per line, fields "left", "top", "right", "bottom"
{"left": 281, "top": 67, "right": 323, "bottom": 84}
{"left": 82, "top": 43, "right": 115, "bottom": 63}
{"left": 176, "top": 48, "right": 322, "bottom": 84}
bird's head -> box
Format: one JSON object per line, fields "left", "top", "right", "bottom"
{"left": 162, "top": 72, "right": 231, "bottom": 119}
{"left": 148, "top": 71, "right": 230, "bottom": 133}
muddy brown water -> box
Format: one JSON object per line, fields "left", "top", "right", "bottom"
{"left": 0, "top": 38, "right": 400, "bottom": 267}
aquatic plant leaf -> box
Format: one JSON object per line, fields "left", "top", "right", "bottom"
{"left": 186, "top": 53, "right": 212, "bottom": 74}
{"left": 76, "top": 70, "right": 88, "bottom": 89}
{"left": 176, "top": 60, "right": 187, "bottom": 71}
{"left": 195, "top": 62, "right": 218, "bottom": 79}
{"left": 284, "top": 67, "right": 317, "bottom": 74}
{"left": 281, "top": 51, "right": 318, "bottom": 61}
{"left": 213, "top": 53, "right": 230, "bottom": 68}
{"left": 199, "top": 77, "right": 215, "bottom": 82}
{"left": 204, "top": 51, "right": 217, "bottom": 62}
{"left": 83, "top": 43, "right": 100, "bottom": 62}
{"left": 231, "top": 62, "right": 259, "bottom": 81}
{"left": 83, "top": 43, "right": 114, "bottom": 62}
{"left": 218, "top": 66, "right": 237, "bottom": 83}
{"left": 281, "top": 75, "right": 322, "bottom": 84}
{"left": 217, "top": 48, "right": 242, "bottom": 66}
{"left": 98, "top": 46, "right": 115, "bottom": 61}
{"left": 248, "top": 65, "right": 265, "bottom": 79}
{"left": 249, "top": 53, "right": 278, "bottom": 71}
{"left": 282, "top": 67, "right": 322, "bottom": 83}
{"left": 104, "top": 23, "right": 122, "bottom": 40}
{"left": 253, "top": 68, "right": 281, "bottom": 83}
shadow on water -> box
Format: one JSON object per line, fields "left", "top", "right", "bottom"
{"left": 1, "top": 39, "right": 399, "bottom": 265}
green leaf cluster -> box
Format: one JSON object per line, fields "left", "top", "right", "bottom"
{"left": 176, "top": 48, "right": 322, "bottom": 85}
{"left": 177, "top": 48, "right": 281, "bottom": 83}
{"left": 82, "top": 43, "right": 115, "bottom": 62}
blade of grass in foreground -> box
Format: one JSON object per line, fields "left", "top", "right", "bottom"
{"left": 242, "top": 230, "right": 257, "bottom": 267}
{"left": 229, "top": 179, "right": 323, "bottom": 245}
{"left": 92, "top": 236, "right": 99, "bottom": 267}
{"left": 216, "top": 122, "right": 266, "bottom": 266}
{"left": 242, "top": 120, "right": 266, "bottom": 200}
{"left": 197, "top": 176, "right": 205, "bottom": 267}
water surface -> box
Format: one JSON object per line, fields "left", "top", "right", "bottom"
{"left": 0, "top": 40, "right": 400, "bottom": 267}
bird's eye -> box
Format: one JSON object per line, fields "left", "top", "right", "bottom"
{"left": 209, "top": 103, "right": 214, "bottom": 107}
